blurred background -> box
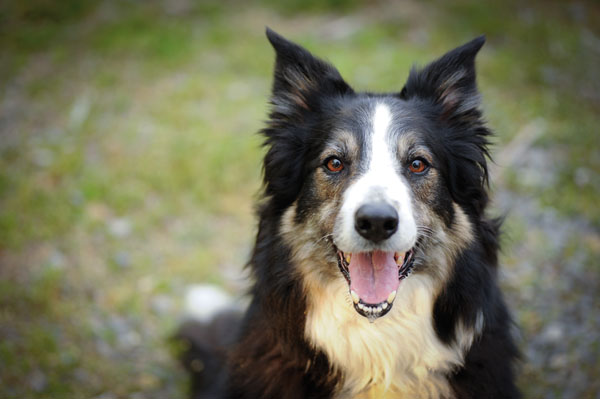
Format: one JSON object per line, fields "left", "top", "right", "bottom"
{"left": 0, "top": 0, "right": 598, "bottom": 398}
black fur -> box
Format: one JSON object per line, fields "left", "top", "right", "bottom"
{"left": 263, "top": 28, "right": 354, "bottom": 216}
{"left": 176, "top": 29, "right": 519, "bottom": 398}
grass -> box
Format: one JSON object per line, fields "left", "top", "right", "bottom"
{"left": 0, "top": 0, "right": 598, "bottom": 397}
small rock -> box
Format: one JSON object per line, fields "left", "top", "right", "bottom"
{"left": 70, "top": 189, "right": 85, "bottom": 206}
{"left": 151, "top": 295, "right": 173, "bottom": 315}
{"left": 69, "top": 95, "right": 91, "bottom": 130}
{"left": 549, "top": 353, "right": 569, "bottom": 369}
{"left": 95, "top": 339, "right": 113, "bottom": 358}
{"left": 118, "top": 330, "right": 141, "bottom": 349}
{"left": 113, "top": 251, "right": 131, "bottom": 268}
{"left": 541, "top": 323, "right": 564, "bottom": 343}
{"left": 185, "top": 285, "right": 232, "bottom": 322}
{"left": 48, "top": 249, "right": 67, "bottom": 270}
{"left": 107, "top": 218, "right": 132, "bottom": 238}
{"left": 108, "top": 315, "right": 130, "bottom": 336}
{"left": 31, "top": 148, "right": 54, "bottom": 168}
{"left": 28, "top": 369, "right": 47, "bottom": 392}
{"left": 574, "top": 167, "right": 592, "bottom": 187}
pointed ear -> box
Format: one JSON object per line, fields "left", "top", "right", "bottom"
{"left": 400, "top": 36, "right": 485, "bottom": 122}
{"left": 401, "top": 37, "right": 492, "bottom": 217}
{"left": 266, "top": 28, "right": 353, "bottom": 119}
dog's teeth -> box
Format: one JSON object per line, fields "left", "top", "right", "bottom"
{"left": 382, "top": 302, "right": 388, "bottom": 310}
{"left": 395, "top": 252, "right": 405, "bottom": 266}
{"left": 350, "top": 290, "right": 360, "bottom": 304}
{"left": 377, "top": 306, "right": 382, "bottom": 313}
{"left": 345, "top": 254, "right": 352, "bottom": 264}
{"left": 387, "top": 290, "right": 397, "bottom": 304}
{"left": 358, "top": 303, "right": 364, "bottom": 310}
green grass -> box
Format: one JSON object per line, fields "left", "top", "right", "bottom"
{"left": 1, "top": 0, "right": 598, "bottom": 397}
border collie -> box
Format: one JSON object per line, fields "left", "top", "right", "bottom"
{"left": 176, "top": 28, "right": 520, "bottom": 399}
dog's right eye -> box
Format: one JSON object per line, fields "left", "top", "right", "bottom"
{"left": 324, "top": 157, "right": 344, "bottom": 173}
{"left": 408, "top": 158, "right": 428, "bottom": 174}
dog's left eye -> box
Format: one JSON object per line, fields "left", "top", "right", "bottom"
{"left": 408, "top": 158, "right": 428, "bottom": 174}
{"left": 324, "top": 157, "right": 344, "bottom": 173}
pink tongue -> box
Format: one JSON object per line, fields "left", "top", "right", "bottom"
{"left": 348, "top": 251, "right": 399, "bottom": 304}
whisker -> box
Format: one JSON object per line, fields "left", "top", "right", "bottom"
{"left": 416, "top": 225, "right": 435, "bottom": 240}
{"left": 416, "top": 225, "right": 434, "bottom": 233}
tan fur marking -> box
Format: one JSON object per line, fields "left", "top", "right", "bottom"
{"left": 283, "top": 69, "right": 313, "bottom": 109}
{"left": 313, "top": 130, "right": 361, "bottom": 231}
{"left": 396, "top": 134, "right": 416, "bottom": 156}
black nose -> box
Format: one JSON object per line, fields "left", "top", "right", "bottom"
{"left": 354, "top": 203, "right": 399, "bottom": 243}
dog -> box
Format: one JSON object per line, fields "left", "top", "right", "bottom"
{"left": 175, "top": 28, "right": 520, "bottom": 399}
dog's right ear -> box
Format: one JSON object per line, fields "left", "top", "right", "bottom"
{"left": 266, "top": 28, "right": 353, "bottom": 120}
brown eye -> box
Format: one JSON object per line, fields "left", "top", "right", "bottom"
{"left": 409, "top": 159, "right": 428, "bottom": 174}
{"left": 325, "top": 157, "right": 344, "bottom": 173}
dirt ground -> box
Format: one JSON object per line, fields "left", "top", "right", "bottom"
{"left": 1, "top": 1, "right": 599, "bottom": 398}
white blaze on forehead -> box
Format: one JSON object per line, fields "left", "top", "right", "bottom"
{"left": 372, "top": 103, "right": 392, "bottom": 147}
{"left": 370, "top": 104, "right": 396, "bottom": 186}
{"left": 334, "top": 103, "right": 417, "bottom": 253}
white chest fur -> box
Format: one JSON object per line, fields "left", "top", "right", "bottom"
{"left": 304, "top": 274, "right": 474, "bottom": 399}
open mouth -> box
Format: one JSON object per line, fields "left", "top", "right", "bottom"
{"left": 335, "top": 245, "right": 415, "bottom": 322}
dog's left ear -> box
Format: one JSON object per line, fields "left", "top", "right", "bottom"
{"left": 401, "top": 37, "right": 491, "bottom": 217}
{"left": 266, "top": 28, "right": 353, "bottom": 119}
{"left": 400, "top": 36, "right": 485, "bottom": 122}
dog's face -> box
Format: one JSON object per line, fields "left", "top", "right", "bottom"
{"left": 263, "top": 29, "right": 490, "bottom": 322}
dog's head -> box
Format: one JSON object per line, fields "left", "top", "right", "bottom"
{"left": 262, "top": 28, "right": 490, "bottom": 321}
